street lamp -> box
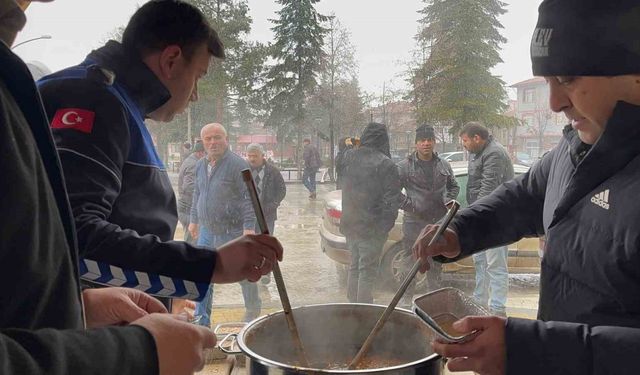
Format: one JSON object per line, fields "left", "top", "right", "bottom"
{"left": 11, "top": 35, "right": 52, "bottom": 50}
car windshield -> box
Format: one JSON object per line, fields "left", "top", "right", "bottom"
{"left": 17, "top": 0, "right": 544, "bottom": 331}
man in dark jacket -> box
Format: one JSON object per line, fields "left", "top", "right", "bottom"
{"left": 189, "top": 123, "right": 258, "bottom": 323}
{"left": 335, "top": 136, "right": 357, "bottom": 189}
{"left": 398, "top": 125, "right": 459, "bottom": 301}
{"left": 0, "top": 0, "right": 220, "bottom": 373}
{"left": 459, "top": 122, "right": 514, "bottom": 316}
{"left": 246, "top": 143, "right": 287, "bottom": 235}
{"left": 302, "top": 138, "right": 321, "bottom": 199}
{"left": 37, "top": 0, "right": 282, "bottom": 311}
{"left": 247, "top": 142, "right": 287, "bottom": 288}
{"left": 340, "top": 122, "right": 401, "bottom": 303}
{"left": 178, "top": 140, "right": 205, "bottom": 244}
{"left": 414, "top": 1, "right": 640, "bottom": 374}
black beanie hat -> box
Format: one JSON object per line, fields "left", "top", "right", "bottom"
{"left": 531, "top": 0, "right": 640, "bottom": 76}
{"left": 415, "top": 125, "right": 435, "bottom": 142}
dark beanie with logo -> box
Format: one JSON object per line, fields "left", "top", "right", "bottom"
{"left": 415, "top": 124, "right": 435, "bottom": 142}
{"left": 531, "top": 0, "right": 640, "bottom": 76}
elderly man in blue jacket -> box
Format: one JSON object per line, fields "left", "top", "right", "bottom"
{"left": 189, "top": 123, "right": 259, "bottom": 324}
{"left": 414, "top": 0, "right": 640, "bottom": 374}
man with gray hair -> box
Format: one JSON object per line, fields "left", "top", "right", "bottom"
{"left": 246, "top": 143, "right": 286, "bottom": 235}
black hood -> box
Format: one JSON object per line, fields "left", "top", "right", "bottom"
{"left": 360, "top": 122, "right": 390, "bottom": 157}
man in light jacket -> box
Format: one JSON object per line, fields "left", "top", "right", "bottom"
{"left": 460, "top": 122, "right": 514, "bottom": 316}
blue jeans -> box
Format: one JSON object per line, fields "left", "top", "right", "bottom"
{"left": 194, "top": 227, "right": 262, "bottom": 326}
{"left": 472, "top": 246, "right": 508, "bottom": 314}
{"left": 302, "top": 167, "right": 318, "bottom": 193}
{"left": 346, "top": 234, "right": 387, "bottom": 304}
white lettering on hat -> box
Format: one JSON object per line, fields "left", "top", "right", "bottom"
{"left": 531, "top": 28, "right": 553, "bottom": 57}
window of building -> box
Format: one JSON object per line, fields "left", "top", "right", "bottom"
{"left": 523, "top": 88, "right": 535, "bottom": 103}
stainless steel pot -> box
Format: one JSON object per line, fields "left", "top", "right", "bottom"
{"left": 219, "top": 303, "right": 443, "bottom": 374}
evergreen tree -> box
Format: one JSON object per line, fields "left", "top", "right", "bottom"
{"left": 265, "top": 0, "right": 327, "bottom": 168}
{"left": 187, "top": 0, "right": 267, "bottom": 135}
{"left": 411, "top": 0, "right": 513, "bottom": 134}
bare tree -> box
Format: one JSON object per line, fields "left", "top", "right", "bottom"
{"left": 323, "top": 14, "right": 357, "bottom": 180}
{"left": 531, "top": 99, "right": 554, "bottom": 157}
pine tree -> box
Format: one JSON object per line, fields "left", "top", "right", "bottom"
{"left": 411, "top": 0, "right": 513, "bottom": 134}
{"left": 187, "top": 0, "right": 267, "bottom": 134}
{"left": 265, "top": 0, "right": 327, "bottom": 168}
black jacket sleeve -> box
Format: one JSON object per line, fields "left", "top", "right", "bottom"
{"left": 266, "top": 165, "right": 287, "bottom": 215}
{"left": 0, "top": 326, "right": 157, "bottom": 375}
{"left": 379, "top": 159, "right": 402, "bottom": 234}
{"left": 179, "top": 157, "right": 197, "bottom": 209}
{"left": 443, "top": 160, "right": 460, "bottom": 201}
{"left": 448, "top": 149, "right": 550, "bottom": 258}
{"left": 397, "top": 160, "right": 414, "bottom": 213}
{"left": 39, "top": 80, "right": 215, "bottom": 300}
{"left": 506, "top": 318, "right": 640, "bottom": 375}
{"left": 478, "top": 149, "right": 507, "bottom": 199}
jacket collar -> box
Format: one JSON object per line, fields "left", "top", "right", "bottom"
{"left": 408, "top": 151, "right": 441, "bottom": 163}
{"left": 206, "top": 148, "right": 231, "bottom": 166}
{"left": 86, "top": 40, "right": 170, "bottom": 116}
{"left": 551, "top": 101, "right": 640, "bottom": 225}
{"left": 473, "top": 136, "right": 494, "bottom": 157}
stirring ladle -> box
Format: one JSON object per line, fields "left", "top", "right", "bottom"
{"left": 241, "top": 169, "right": 310, "bottom": 367}
{"left": 348, "top": 200, "right": 460, "bottom": 369}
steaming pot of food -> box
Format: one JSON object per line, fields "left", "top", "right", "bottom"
{"left": 218, "top": 303, "right": 443, "bottom": 374}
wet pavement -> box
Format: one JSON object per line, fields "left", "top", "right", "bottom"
{"left": 169, "top": 175, "right": 540, "bottom": 321}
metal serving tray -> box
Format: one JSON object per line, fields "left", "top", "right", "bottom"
{"left": 412, "top": 287, "right": 490, "bottom": 343}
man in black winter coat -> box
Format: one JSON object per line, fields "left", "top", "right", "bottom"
{"left": 246, "top": 143, "right": 287, "bottom": 235}
{"left": 414, "top": 1, "right": 640, "bottom": 374}
{"left": 340, "top": 122, "right": 401, "bottom": 303}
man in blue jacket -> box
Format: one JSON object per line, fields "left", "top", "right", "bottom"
{"left": 38, "top": 0, "right": 282, "bottom": 312}
{"left": 414, "top": 0, "right": 640, "bottom": 374}
{"left": 189, "top": 123, "right": 258, "bottom": 324}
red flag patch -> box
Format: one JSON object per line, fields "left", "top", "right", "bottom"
{"left": 51, "top": 108, "right": 96, "bottom": 134}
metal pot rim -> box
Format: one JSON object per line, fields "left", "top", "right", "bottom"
{"left": 235, "top": 302, "right": 441, "bottom": 374}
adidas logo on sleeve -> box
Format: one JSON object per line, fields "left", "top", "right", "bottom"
{"left": 590, "top": 189, "right": 610, "bottom": 210}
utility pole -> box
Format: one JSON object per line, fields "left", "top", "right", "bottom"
{"left": 382, "top": 81, "right": 387, "bottom": 124}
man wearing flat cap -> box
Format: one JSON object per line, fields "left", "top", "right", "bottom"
{"left": 413, "top": 0, "right": 640, "bottom": 374}
{"left": 397, "top": 124, "right": 459, "bottom": 304}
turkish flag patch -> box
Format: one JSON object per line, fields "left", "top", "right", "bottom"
{"left": 51, "top": 108, "right": 96, "bottom": 134}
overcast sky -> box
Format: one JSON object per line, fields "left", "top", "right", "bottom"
{"left": 15, "top": 0, "right": 542, "bottom": 98}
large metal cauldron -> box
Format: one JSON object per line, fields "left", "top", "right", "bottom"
{"left": 219, "top": 303, "right": 443, "bottom": 374}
